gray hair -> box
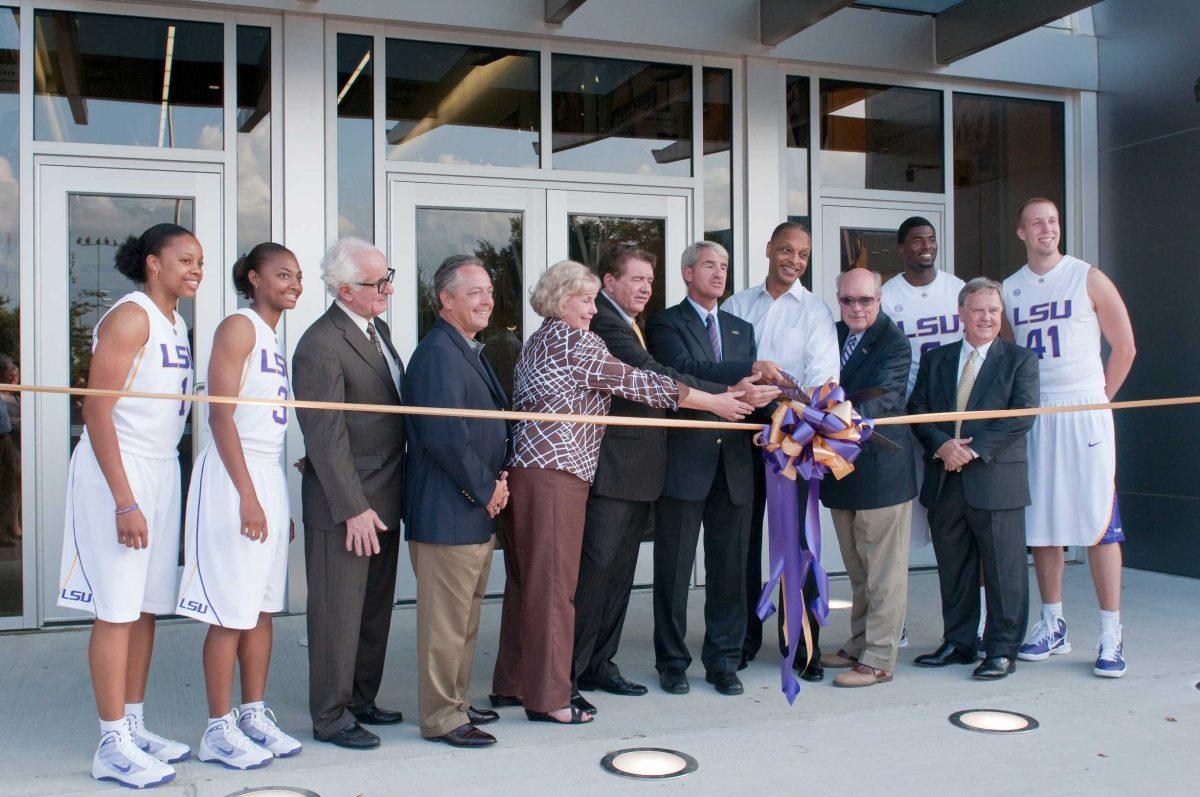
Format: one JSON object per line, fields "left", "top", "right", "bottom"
{"left": 433, "top": 254, "right": 485, "bottom": 310}
{"left": 320, "top": 237, "right": 378, "bottom": 296}
{"left": 958, "top": 276, "right": 1004, "bottom": 307}
{"left": 681, "top": 240, "right": 729, "bottom": 270}
{"left": 834, "top": 269, "right": 882, "bottom": 294}
{"left": 530, "top": 260, "right": 600, "bottom": 318}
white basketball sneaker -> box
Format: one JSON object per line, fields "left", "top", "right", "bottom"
{"left": 198, "top": 712, "right": 273, "bottom": 770}
{"left": 126, "top": 711, "right": 191, "bottom": 763}
{"left": 238, "top": 705, "right": 303, "bottom": 758}
{"left": 92, "top": 726, "right": 176, "bottom": 789}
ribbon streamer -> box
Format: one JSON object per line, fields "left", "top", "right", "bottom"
{"left": 754, "top": 380, "right": 874, "bottom": 704}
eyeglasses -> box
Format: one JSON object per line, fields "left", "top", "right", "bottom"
{"left": 354, "top": 268, "right": 396, "bottom": 294}
{"left": 837, "top": 295, "right": 878, "bottom": 307}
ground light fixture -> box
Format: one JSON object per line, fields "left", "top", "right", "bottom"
{"left": 226, "top": 789, "right": 321, "bottom": 797}
{"left": 948, "top": 709, "right": 1039, "bottom": 734}
{"left": 828, "top": 598, "right": 853, "bottom": 610}
{"left": 600, "top": 748, "right": 699, "bottom": 779}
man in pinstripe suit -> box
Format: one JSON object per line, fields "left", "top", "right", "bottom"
{"left": 293, "top": 238, "right": 407, "bottom": 750}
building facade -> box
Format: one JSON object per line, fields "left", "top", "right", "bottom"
{"left": 0, "top": 0, "right": 1111, "bottom": 629}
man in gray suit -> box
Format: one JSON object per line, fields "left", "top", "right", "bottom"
{"left": 293, "top": 238, "right": 406, "bottom": 750}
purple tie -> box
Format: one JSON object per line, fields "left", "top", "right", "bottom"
{"left": 706, "top": 313, "right": 722, "bottom": 362}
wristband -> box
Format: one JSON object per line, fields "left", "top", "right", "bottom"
{"left": 115, "top": 503, "right": 139, "bottom": 516}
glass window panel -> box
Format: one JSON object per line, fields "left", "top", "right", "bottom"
{"left": 415, "top": 208, "right": 523, "bottom": 397}
{"left": 0, "top": 6, "right": 20, "bottom": 618}
{"left": 337, "top": 34, "right": 373, "bottom": 241}
{"left": 567, "top": 215, "right": 667, "bottom": 317}
{"left": 703, "top": 68, "right": 734, "bottom": 278}
{"left": 552, "top": 55, "right": 691, "bottom": 176}
{"left": 953, "top": 93, "right": 1065, "bottom": 282}
{"left": 786, "top": 75, "right": 811, "bottom": 224}
{"left": 838, "top": 227, "right": 906, "bottom": 284}
{"left": 33, "top": 11, "right": 223, "bottom": 149}
{"left": 819, "top": 79, "right": 943, "bottom": 193}
{"left": 237, "top": 26, "right": 271, "bottom": 309}
{"left": 68, "top": 197, "right": 196, "bottom": 560}
{"left": 385, "top": 39, "right": 539, "bottom": 168}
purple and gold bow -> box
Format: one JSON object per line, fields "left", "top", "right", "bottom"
{"left": 754, "top": 378, "right": 874, "bottom": 703}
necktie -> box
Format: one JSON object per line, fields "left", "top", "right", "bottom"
{"left": 631, "top": 319, "right": 647, "bottom": 350}
{"left": 954, "top": 349, "right": 979, "bottom": 438}
{"left": 705, "top": 313, "right": 722, "bottom": 362}
{"left": 841, "top": 334, "right": 859, "bottom": 367}
{"left": 365, "top": 320, "right": 390, "bottom": 371}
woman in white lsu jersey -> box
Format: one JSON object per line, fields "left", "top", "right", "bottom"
{"left": 58, "top": 223, "right": 202, "bottom": 789}
{"left": 177, "top": 243, "right": 304, "bottom": 770}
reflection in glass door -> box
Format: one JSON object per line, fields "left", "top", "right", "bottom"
{"left": 36, "top": 164, "right": 223, "bottom": 624}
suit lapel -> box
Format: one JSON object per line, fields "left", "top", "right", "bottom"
{"left": 718, "top": 311, "right": 742, "bottom": 360}
{"left": 331, "top": 304, "right": 400, "bottom": 401}
{"left": 839, "top": 318, "right": 880, "bottom": 383}
{"left": 939, "top": 340, "right": 963, "bottom": 410}
{"left": 679, "top": 301, "right": 717, "bottom": 362}
{"left": 966, "top": 340, "right": 1006, "bottom": 410}
{"left": 435, "top": 321, "right": 507, "bottom": 410}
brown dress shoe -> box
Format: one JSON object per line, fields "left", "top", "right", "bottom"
{"left": 820, "top": 649, "right": 858, "bottom": 669}
{"left": 833, "top": 662, "right": 893, "bottom": 688}
{"left": 428, "top": 723, "right": 496, "bottom": 747}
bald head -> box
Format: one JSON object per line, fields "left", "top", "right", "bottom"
{"left": 836, "top": 268, "right": 882, "bottom": 334}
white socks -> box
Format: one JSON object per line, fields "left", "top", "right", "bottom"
{"left": 1100, "top": 610, "right": 1121, "bottom": 637}
{"left": 241, "top": 700, "right": 265, "bottom": 714}
{"left": 1041, "top": 602, "right": 1064, "bottom": 626}
{"left": 124, "top": 702, "right": 144, "bottom": 723}
{"left": 100, "top": 718, "right": 127, "bottom": 737}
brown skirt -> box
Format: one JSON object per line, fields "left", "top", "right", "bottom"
{"left": 491, "top": 466, "right": 590, "bottom": 713}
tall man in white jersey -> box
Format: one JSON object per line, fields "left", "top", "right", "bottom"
{"left": 723, "top": 221, "right": 840, "bottom": 680}
{"left": 1004, "top": 198, "right": 1137, "bottom": 678}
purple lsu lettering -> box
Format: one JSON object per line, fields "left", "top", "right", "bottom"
{"left": 894, "top": 315, "right": 961, "bottom": 339}
{"left": 159, "top": 343, "right": 192, "bottom": 369}
{"left": 1010, "top": 299, "right": 1072, "bottom": 327}
{"left": 178, "top": 597, "right": 209, "bottom": 615}
{"left": 61, "top": 588, "right": 93, "bottom": 603}
{"left": 260, "top": 349, "right": 290, "bottom": 425}
{"left": 1012, "top": 300, "right": 1071, "bottom": 360}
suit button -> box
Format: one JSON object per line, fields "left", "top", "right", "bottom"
{"left": 715, "top": 437, "right": 723, "bottom": 445}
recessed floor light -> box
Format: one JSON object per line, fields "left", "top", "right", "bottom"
{"left": 828, "top": 598, "right": 853, "bottom": 610}
{"left": 600, "top": 748, "right": 698, "bottom": 779}
{"left": 949, "top": 709, "right": 1039, "bottom": 734}
{"left": 225, "top": 789, "right": 321, "bottom": 797}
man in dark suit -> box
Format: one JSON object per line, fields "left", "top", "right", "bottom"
{"left": 573, "top": 245, "right": 774, "bottom": 703}
{"left": 293, "top": 238, "right": 407, "bottom": 749}
{"left": 646, "top": 241, "right": 785, "bottom": 697}
{"left": 404, "top": 255, "right": 510, "bottom": 748}
{"left": 909, "top": 277, "right": 1039, "bottom": 680}
{"left": 819, "top": 268, "right": 917, "bottom": 687}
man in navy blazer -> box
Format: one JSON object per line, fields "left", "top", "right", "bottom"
{"left": 646, "top": 241, "right": 783, "bottom": 697}
{"left": 403, "top": 255, "right": 510, "bottom": 747}
{"left": 909, "top": 277, "right": 1039, "bottom": 681}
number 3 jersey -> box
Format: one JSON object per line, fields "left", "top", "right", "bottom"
{"left": 80, "top": 291, "right": 192, "bottom": 460}
{"left": 881, "top": 269, "right": 965, "bottom": 397}
{"left": 230, "top": 308, "right": 290, "bottom": 458}
{"left": 1004, "top": 255, "right": 1105, "bottom": 396}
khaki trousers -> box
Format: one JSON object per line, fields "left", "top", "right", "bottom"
{"left": 410, "top": 538, "right": 494, "bottom": 738}
{"left": 830, "top": 502, "right": 912, "bottom": 672}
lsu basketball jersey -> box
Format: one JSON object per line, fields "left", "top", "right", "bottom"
{"left": 230, "top": 308, "right": 290, "bottom": 457}
{"left": 81, "top": 291, "right": 192, "bottom": 459}
{"left": 881, "top": 269, "right": 965, "bottom": 396}
{"left": 1004, "top": 255, "right": 1106, "bottom": 396}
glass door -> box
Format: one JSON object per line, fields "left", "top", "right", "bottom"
{"left": 35, "top": 163, "right": 224, "bottom": 624}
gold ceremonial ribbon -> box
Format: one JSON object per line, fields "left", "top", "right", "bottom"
{"left": 2, "top": 382, "right": 1198, "bottom": 431}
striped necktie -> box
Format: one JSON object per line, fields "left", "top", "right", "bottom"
{"left": 705, "top": 313, "right": 722, "bottom": 362}
{"left": 954, "top": 349, "right": 980, "bottom": 438}
{"left": 841, "top": 334, "right": 859, "bottom": 367}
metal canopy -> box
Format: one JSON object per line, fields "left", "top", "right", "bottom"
{"left": 545, "top": 0, "right": 589, "bottom": 25}
{"left": 935, "top": 0, "right": 1098, "bottom": 63}
{"left": 760, "top": 0, "right": 855, "bottom": 47}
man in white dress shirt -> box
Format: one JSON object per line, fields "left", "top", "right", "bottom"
{"left": 723, "top": 221, "right": 840, "bottom": 679}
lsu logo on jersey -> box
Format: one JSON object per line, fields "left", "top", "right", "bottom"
{"left": 61, "top": 588, "right": 93, "bottom": 604}
{"left": 1011, "top": 300, "right": 1072, "bottom": 327}
{"left": 259, "top": 350, "right": 288, "bottom": 377}
{"left": 159, "top": 344, "right": 192, "bottom": 369}
{"left": 894, "top": 315, "right": 961, "bottom": 339}
{"left": 179, "top": 598, "right": 209, "bottom": 615}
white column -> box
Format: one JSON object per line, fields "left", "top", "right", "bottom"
{"left": 743, "top": 57, "right": 784, "bottom": 290}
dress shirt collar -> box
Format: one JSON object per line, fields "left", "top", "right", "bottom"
{"left": 600, "top": 290, "right": 636, "bottom": 326}
{"left": 335, "top": 298, "right": 375, "bottom": 334}
{"left": 686, "top": 295, "right": 720, "bottom": 325}
{"left": 961, "top": 336, "right": 994, "bottom": 362}
{"left": 753, "top": 278, "right": 812, "bottom": 304}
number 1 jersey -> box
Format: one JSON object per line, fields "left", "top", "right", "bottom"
{"left": 1004, "top": 255, "right": 1105, "bottom": 396}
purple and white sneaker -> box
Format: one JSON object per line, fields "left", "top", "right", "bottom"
{"left": 127, "top": 711, "right": 190, "bottom": 764}
{"left": 1094, "top": 631, "right": 1126, "bottom": 678}
{"left": 1018, "top": 617, "right": 1071, "bottom": 661}
{"left": 92, "top": 727, "right": 176, "bottom": 789}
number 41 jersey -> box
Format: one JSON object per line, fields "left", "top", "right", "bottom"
{"left": 1003, "top": 255, "right": 1105, "bottom": 396}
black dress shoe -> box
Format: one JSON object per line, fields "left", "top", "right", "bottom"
{"left": 578, "top": 673, "right": 648, "bottom": 696}
{"left": 973, "top": 656, "right": 1016, "bottom": 680}
{"left": 428, "top": 723, "right": 496, "bottom": 748}
{"left": 318, "top": 722, "right": 380, "bottom": 750}
{"left": 466, "top": 706, "right": 499, "bottom": 725}
{"left": 914, "top": 641, "right": 977, "bottom": 667}
{"left": 705, "top": 671, "right": 744, "bottom": 696}
{"left": 797, "top": 660, "right": 825, "bottom": 682}
{"left": 489, "top": 693, "right": 522, "bottom": 708}
{"left": 571, "top": 691, "right": 597, "bottom": 714}
{"left": 659, "top": 668, "right": 690, "bottom": 694}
